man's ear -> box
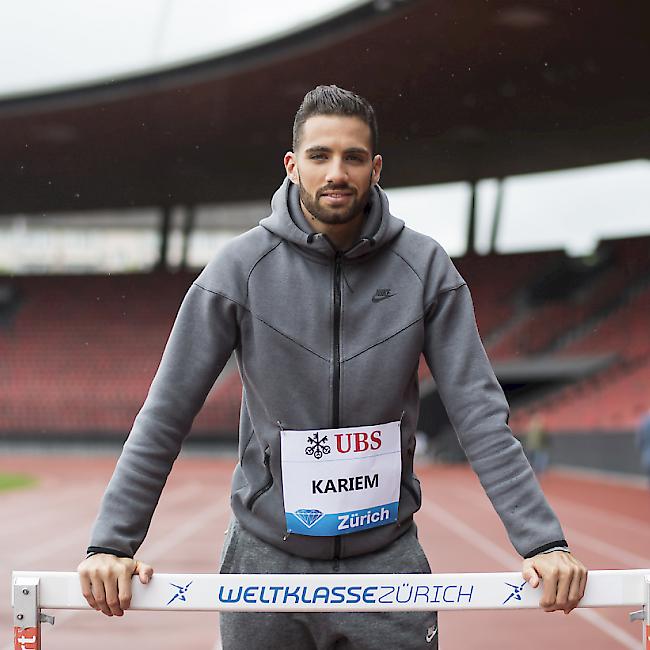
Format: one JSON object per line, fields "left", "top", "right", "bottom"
{"left": 284, "top": 151, "right": 299, "bottom": 185}
{"left": 371, "top": 154, "right": 383, "bottom": 185}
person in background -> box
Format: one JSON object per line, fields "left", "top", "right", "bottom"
{"left": 526, "top": 414, "right": 550, "bottom": 476}
{"left": 636, "top": 409, "right": 650, "bottom": 485}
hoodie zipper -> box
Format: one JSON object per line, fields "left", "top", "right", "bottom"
{"left": 332, "top": 252, "right": 343, "bottom": 562}
{"left": 332, "top": 252, "right": 342, "bottom": 429}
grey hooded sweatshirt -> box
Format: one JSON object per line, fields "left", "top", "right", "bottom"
{"left": 88, "top": 178, "right": 566, "bottom": 561}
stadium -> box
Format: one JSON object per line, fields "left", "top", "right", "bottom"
{"left": 2, "top": 1, "right": 649, "bottom": 648}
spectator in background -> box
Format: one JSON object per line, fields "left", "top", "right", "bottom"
{"left": 526, "top": 415, "right": 550, "bottom": 476}
{"left": 636, "top": 410, "right": 650, "bottom": 485}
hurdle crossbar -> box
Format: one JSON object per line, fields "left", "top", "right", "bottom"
{"left": 12, "top": 570, "right": 650, "bottom": 649}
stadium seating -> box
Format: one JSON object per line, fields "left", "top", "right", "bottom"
{"left": 510, "top": 284, "right": 650, "bottom": 432}
{"left": 486, "top": 264, "right": 646, "bottom": 359}
{"left": 1, "top": 235, "right": 648, "bottom": 439}
{"left": 454, "top": 250, "right": 564, "bottom": 339}
{"left": 509, "top": 357, "right": 650, "bottom": 432}
{"left": 0, "top": 272, "right": 241, "bottom": 438}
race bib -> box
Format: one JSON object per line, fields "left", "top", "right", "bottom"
{"left": 280, "top": 421, "right": 401, "bottom": 536}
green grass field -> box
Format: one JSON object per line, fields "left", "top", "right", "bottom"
{"left": 0, "top": 472, "right": 37, "bottom": 492}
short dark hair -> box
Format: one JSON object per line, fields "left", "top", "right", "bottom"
{"left": 292, "top": 85, "right": 378, "bottom": 153}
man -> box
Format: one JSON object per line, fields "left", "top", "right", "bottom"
{"left": 78, "top": 85, "right": 587, "bottom": 649}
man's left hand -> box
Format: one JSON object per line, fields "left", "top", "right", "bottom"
{"left": 522, "top": 551, "right": 588, "bottom": 614}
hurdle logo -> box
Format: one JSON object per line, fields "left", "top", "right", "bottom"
{"left": 167, "top": 581, "right": 193, "bottom": 606}
{"left": 304, "top": 432, "right": 330, "bottom": 459}
{"left": 502, "top": 581, "right": 527, "bottom": 604}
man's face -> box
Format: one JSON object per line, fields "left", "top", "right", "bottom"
{"left": 284, "top": 115, "right": 382, "bottom": 226}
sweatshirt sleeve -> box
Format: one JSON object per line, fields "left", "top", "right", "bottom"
{"left": 88, "top": 282, "right": 239, "bottom": 557}
{"left": 422, "top": 282, "right": 567, "bottom": 558}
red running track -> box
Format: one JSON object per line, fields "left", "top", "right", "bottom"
{"left": 1, "top": 455, "right": 648, "bottom": 650}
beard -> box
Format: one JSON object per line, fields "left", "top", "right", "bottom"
{"left": 298, "top": 174, "right": 372, "bottom": 226}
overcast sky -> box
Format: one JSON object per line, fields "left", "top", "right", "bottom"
{"left": 1, "top": 1, "right": 648, "bottom": 257}
{"left": 387, "top": 160, "right": 650, "bottom": 257}
{"left": 0, "top": 0, "right": 366, "bottom": 97}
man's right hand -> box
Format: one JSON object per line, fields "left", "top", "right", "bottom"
{"left": 77, "top": 553, "right": 154, "bottom": 617}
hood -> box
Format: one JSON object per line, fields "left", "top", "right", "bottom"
{"left": 260, "top": 177, "right": 405, "bottom": 260}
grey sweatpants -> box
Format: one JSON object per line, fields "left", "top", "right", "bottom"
{"left": 219, "top": 518, "right": 438, "bottom": 650}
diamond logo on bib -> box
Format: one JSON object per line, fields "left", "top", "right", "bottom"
{"left": 294, "top": 509, "right": 325, "bottom": 528}
{"left": 280, "top": 421, "right": 402, "bottom": 536}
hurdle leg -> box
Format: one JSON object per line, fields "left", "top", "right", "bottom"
{"left": 643, "top": 576, "right": 650, "bottom": 650}
{"left": 13, "top": 576, "right": 46, "bottom": 650}
{"left": 629, "top": 576, "right": 650, "bottom": 649}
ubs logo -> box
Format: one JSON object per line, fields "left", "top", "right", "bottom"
{"left": 335, "top": 430, "right": 381, "bottom": 453}
{"left": 305, "top": 432, "right": 331, "bottom": 459}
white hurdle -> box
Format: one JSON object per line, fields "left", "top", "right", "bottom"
{"left": 12, "top": 569, "right": 650, "bottom": 649}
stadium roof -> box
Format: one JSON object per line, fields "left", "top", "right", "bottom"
{"left": 1, "top": 0, "right": 649, "bottom": 215}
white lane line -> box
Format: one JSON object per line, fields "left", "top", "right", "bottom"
{"left": 561, "top": 527, "right": 650, "bottom": 568}
{"left": 549, "top": 495, "right": 650, "bottom": 539}
{"left": 0, "top": 483, "right": 76, "bottom": 512}
{"left": 1, "top": 479, "right": 201, "bottom": 543}
{"left": 8, "top": 483, "right": 204, "bottom": 568}
{"left": 152, "top": 482, "right": 205, "bottom": 509}
{"left": 444, "top": 484, "right": 650, "bottom": 566}
{"left": 11, "top": 523, "right": 94, "bottom": 567}
{"left": 4, "top": 499, "right": 230, "bottom": 650}
{"left": 576, "top": 609, "right": 644, "bottom": 649}
{"left": 419, "top": 501, "right": 641, "bottom": 649}
{"left": 420, "top": 500, "right": 520, "bottom": 569}
{"left": 140, "top": 499, "right": 229, "bottom": 560}
{"left": 0, "top": 484, "right": 103, "bottom": 536}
